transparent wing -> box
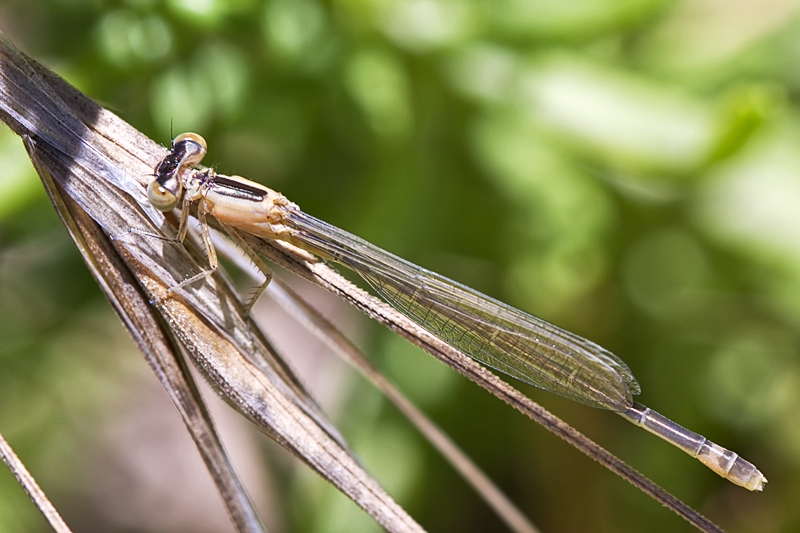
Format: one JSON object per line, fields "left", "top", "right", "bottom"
{"left": 286, "top": 210, "right": 640, "bottom": 411}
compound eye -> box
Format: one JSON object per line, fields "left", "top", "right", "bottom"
{"left": 147, "top": 180, "right": 179, "bottom": 211}
{"left": 174, "top": 132, "right": 207, "bottom": 150}
{"left": 173, "top": 132, "right": 207, "bottom": 166}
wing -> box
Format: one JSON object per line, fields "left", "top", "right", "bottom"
{"left": 286, "top": 210, "right": 640, "bottom": 411}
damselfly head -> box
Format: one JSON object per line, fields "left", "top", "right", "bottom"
{"left": 148, "top": 132, "right": 209, "bottom": 212}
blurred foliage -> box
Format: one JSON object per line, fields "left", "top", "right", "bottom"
{"left": 1, "top": 0, "right": 800, "bottom": 532}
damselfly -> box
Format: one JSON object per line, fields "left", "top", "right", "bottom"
{"left": 146, "top": 132, "right": 767, "bottom": 491}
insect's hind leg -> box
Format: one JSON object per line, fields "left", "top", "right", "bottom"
{"left": 222, "top": 226, "right": 273, "bottom": 314}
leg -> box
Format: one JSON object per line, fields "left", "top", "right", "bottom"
{"left": 223, "top": 227, "right": 274, "bottom": 314}
{"left": 111, "top": 226, "right": 176, "bottom": 243}
{"left": 113, "top": 187, "right": 192, "bottom": 245}
{"left": 161, "top": 203, "right": 218, "bottom": 297}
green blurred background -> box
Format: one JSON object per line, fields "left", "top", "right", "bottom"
{"left": 0, "top": 0, "right": 797, "bottom": 531}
